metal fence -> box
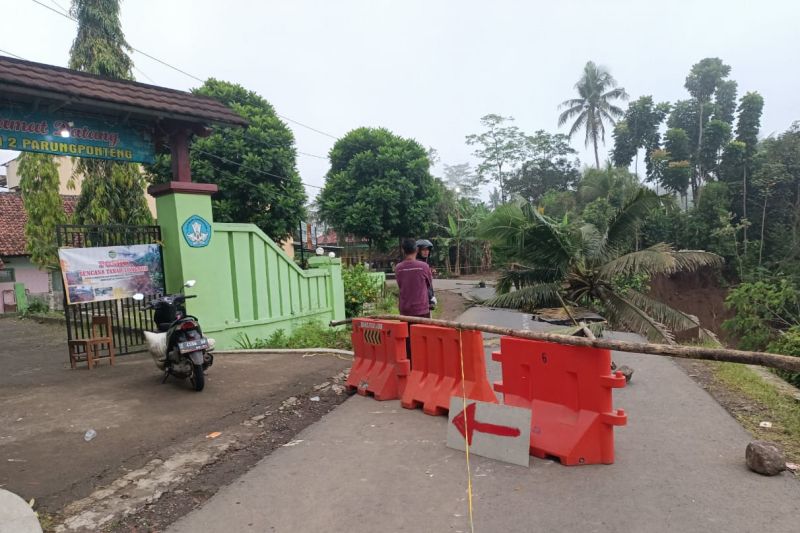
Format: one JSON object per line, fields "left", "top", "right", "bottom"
{"left": 56, "top": 224, "right": 164, "bottom": 356}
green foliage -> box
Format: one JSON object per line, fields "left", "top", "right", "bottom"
{"left": 148, "top": 79, "right": 305, "bottom": 243}
{"left": 442, "top": 163, "right": 482, "bottom": 201}
{"left": 68, "top": 0, "right": 152, "bottom": 226}
{"left": 342, "top": 264, "right": 381, "bottom": 318}
{"left": 735, "top": 92, "right": 764, "bottom": 160}
{"left": 723, "top": 279, "right": 800, "bottom": 350}
{"left": 539, "top": 189, "right": 576, "bottom": 220}
{"left": 465, "top": 114, "right": 528, "bottom": 203}
{"left": 318, "top": 127, "right": 438, "bottom": 249}
{"left": 766, "top": 326, "right": 800, "bottom": 387}
{"left": 712, "top": 80, "right": 738, "bottom": 124}
{"left": 18, "top": 154, "right": 67, "bottom": 269}
{"left": 610, "top": 96, "right": 670, "bottom": 178}
{"left": 21, "top": 297, "right": 50, "bottom": 316}
{"left": 68, "top": 0, "right": 134, "bottom": 79}
{"left": 559, "top": 61, "right": 628, "bottom": 168}
{"left": 479, "top": 188, "right": 722, "bottom": 342}
{"left": 234, "top": 322, "right": 353, "bottom": 351}
{"left": 73, "top": 161, "right": 153, "bottom": 225}
{"left": 505, "top": 131, "right": 580, "bottom": 203}
{"left": 578, "top": 165, "right": 640, "bottom": 209}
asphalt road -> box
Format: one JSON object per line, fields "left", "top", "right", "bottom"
{"left": 0, "top": 317, "right": 349, "bottom": 512}
{"left": 169, "top": 308, "right": 800, "bottom": 533}
{"left": 168, "top": 306, "right": 800, "bottom": 533}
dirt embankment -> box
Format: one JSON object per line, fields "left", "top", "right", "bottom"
{"left": 648, "top": 268, "right": 733, "bottom": 342}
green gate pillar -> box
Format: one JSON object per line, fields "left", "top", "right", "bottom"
{"left": 308, "top": 256, "right": 346, "bottom": 322}
{"left": 148, "top": 182, "right": 218, "bottom": 295}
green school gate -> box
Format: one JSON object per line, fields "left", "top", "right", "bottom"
{"left": 1, "top": 56, "right": 344, "bottom": 351}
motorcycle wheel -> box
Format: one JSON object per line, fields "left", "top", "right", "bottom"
{"left": 191, "top": 363, "right": 205, "bottom": 391}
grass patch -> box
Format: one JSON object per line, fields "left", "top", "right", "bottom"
{"left": 234, "top": 321, "right": 352, "bottom": 351}
{"left": 713, "top": 362, "right": 800, "bottom": 463}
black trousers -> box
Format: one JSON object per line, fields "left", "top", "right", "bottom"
{"left": 404, "top": 312, "right": 431, "bottom": 366}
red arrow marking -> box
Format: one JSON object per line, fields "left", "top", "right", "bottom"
{"left": 452, "top": 402, "right": 521, "bottom": 445}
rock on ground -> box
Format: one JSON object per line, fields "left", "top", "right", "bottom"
{"left": 746, "top": 441, "right": 786, "bottom": 476}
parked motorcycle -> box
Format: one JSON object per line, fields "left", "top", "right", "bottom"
{"left": 134, "top": 280, "right": 214, "bottom": 391}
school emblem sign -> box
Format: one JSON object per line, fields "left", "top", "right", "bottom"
{"left": 182, "top": 215, "right": 212, "bottom": 248}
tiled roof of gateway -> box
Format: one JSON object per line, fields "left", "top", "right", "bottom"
{"left": 0, "top": 192, "right": 78, "bottom": 256}
{"left": 0, "top": 56, "right": 247, "bottom": 127}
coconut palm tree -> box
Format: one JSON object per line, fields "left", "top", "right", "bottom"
{"left": 479, "top": 188, "right": 722, "bottom": 342}
{"left": 559, "top": 61, "right": 629, "bottom": 169}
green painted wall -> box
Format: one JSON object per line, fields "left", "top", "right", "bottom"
{"left": 155, "top": 192, "right": 345, "bottom": 348}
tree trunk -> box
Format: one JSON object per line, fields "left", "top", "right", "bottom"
{"left": 694, "top": 101, "right": 704, "bottom": 199}
{"left": 759, "top": 191, "right": 768, "bottom": 268}
{"left": 455, "top": 240, "right": 461, "bottom": 277}
{"left": 743, "top": 165, "right": 748, "bottom": 255}
{"left": 330, "top": 315, "right": 800, "bottom": 373}
{"left": 593, "top": 138, "right": 600, "bottom": 169}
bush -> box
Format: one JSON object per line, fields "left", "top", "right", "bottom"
{"left": 26, "top": 298, "right": 50, "bottom": 314}
{"left": 767, "top": 326, "right": 800, "bottom": 388}
{"left": 342, "top": 264, "right": 381, "bottom": 318}
{"left": 234, "top": 321, "right": 352, "bottom": 350}
{"left": 723, "top": 278, "right": 800, "bottom": 350}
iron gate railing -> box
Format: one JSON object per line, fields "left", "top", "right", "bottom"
{"left": 56, "top": 224, "right": 164, "bottom": 356}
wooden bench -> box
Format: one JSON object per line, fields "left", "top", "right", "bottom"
{"left": 68, "top": 316, "right": 115, "bottom": 369}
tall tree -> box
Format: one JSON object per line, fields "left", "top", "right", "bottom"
{"left": 558, "top": 61, "right": 629, "bottom": 168}
{"left": 18, "top": 153, "right": 68, "bottom": 309}
{"left": 684, "top": 58, "right": 731, "bottom": 191}
{"left": 712, "top": 80, "right": 738, "bottom": 125}
{"left": 443, "top": 163, "right": 481, "bottom": 201}
{"left": 505, "top": 131, "right": 580, "bottom": 203}
{"left": 18, "top": 154, "right": 67, "bottom": 269}
{"left": 69, "top": 0, "right": 152, "bottom": 225}
{"left": 147, "top": 79, "right": 306, "bottom": 243}
{"left": 465, "top": 114, "right": 527, "bottom": 203}
{"left": 610, "top": 96, "right": 670, "bottom": 177}
{"left": 318, "top": 127, "right": 438, "bottom": 250}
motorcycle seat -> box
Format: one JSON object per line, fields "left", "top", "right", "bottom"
{"left": 157, "top": 323, "right": 172, "bottom": 332}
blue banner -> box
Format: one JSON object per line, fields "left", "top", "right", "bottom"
{"left": 0, "top": 110, "right": 155, "bottom": 164}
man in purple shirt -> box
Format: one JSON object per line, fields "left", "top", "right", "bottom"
{"left": 396, "top": 238, "right": 433, "bottom": 318}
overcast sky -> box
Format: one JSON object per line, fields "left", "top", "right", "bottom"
{"left": 2, "top": 0, "right": 800, "bottom": 201}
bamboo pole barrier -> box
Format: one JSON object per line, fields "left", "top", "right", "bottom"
{"left": 330, "top": 314, "right": 800, "bottom": 373}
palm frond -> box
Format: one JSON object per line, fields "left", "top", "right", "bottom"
{"left": 485, "top": 282, "right": 562, "bottom": 312}
{"left": 496, "top": 264, "right": 565, "bottom": 293}
{"left": 605, "top": 187, "right": 661, "bottom": 252}
{"left": 624, "top": 290, "right": 718, "bottom": 344}
{"left": 597, "top": 287, "right": 676, "bottom": 343}
{"left": 602, "top": 87, "right": 629, "bottom": 101}
{"left": 578, "top": 224, "right": 605, "bottom": 262}
{"left": 600, "top": 244, "right": 723, "bottom": 278}
{"left": 558, "top": 98, "right": 586, "bottom": 110}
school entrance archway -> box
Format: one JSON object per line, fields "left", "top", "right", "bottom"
{"left": 0, "top": 56, "right": 246, "bottom": 358}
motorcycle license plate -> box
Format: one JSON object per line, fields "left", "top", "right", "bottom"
{"left": 178, "top": 338, "right": 209, "bottom": 354}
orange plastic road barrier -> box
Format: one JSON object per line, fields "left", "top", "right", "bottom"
{"left": 401, "top": 325, "right": 497, "bottom": 416}
{"left": 346, "top": 319, "right": 410, "bottom": 400}
{"left": 493, "top": 337, "right": 627, "bottom": 465}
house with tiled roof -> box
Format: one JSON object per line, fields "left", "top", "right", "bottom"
{"left": 0, "top": 192, "right": 77, "bottom": 312}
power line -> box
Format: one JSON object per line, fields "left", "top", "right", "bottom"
{"left": 0, "top": 48, "right": 26, "bottom": 60}
{"left": 187, "top": 145, "right": 323, "bottom": 190}
{"left": 29, "top": 0, "right": 341, "bottom": 141}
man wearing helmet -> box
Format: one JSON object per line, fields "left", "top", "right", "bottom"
{"left": 415, "top": 239, "right": 437, "bottom": 310}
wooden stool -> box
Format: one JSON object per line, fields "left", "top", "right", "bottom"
{"left": 68, "top": 316, "right": 115, "bottom": 369}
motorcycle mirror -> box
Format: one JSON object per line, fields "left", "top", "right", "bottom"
{"left": 132, "top": 293, "right": 145, "bottom": 301}
{"left": 184, "top": 280, "right": 196, "bottom": 288}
